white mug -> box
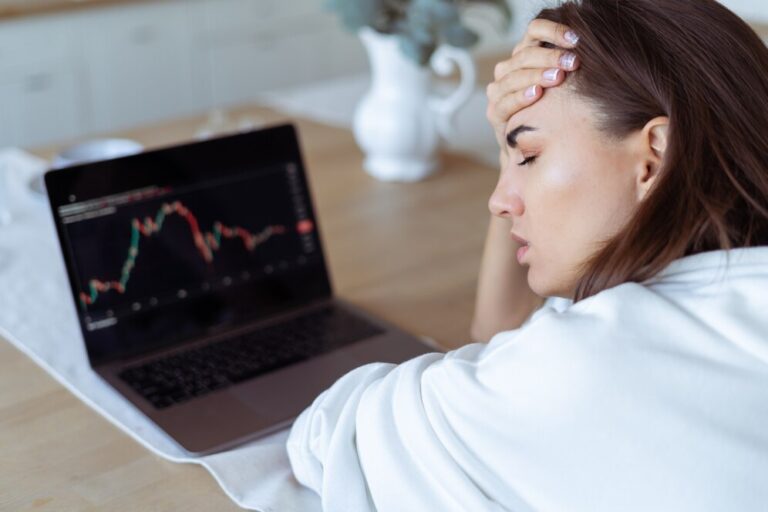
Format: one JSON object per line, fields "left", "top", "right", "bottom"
{"left": 31, "top": 138, "right": 145, "bottom": 197}
{"left": 51, "top": 138, "right": 144, "bottom": 169}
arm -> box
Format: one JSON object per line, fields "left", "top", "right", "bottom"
{"left": 286, "top": 309, "right": 600, "bottom": 512}
{"left": 470, "top": 212, "right": 545, "bottom": 342}
{"left": 472, "top": 21, "right": 581, "bottom": 340}
{"left": 286, "top": 344, "right": 516, "bottom": 512}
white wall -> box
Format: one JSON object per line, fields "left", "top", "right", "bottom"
{"left": 719, "top": 0, "right": 768, "bottom": 22}
{"left": 2, "top": 0, "right": 765, "bottom": 149}
{"left": 471, "top": 0, "right": 768, "bottom": 55}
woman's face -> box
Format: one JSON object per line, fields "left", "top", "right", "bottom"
{"left": 489, "top": 86, "right": 644, "bottom": 299}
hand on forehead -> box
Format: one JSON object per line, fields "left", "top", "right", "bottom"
{"left": 486, "top": 18, "right": 580, "bottom": 144}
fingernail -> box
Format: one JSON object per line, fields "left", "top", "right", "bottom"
{"left": 543, "top": 68, "right": 560, "bottom": 82}
{"left": 560, "top": 52, "right": 577, "bottom": 70}
{"left": 564, "top": 30, "right": 579, "bottom": 45}
{"left": 524, "top": 85, "right": 538, "bottom": 98}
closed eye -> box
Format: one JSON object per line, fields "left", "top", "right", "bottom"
{"left": 517, "top": 156, "right": 537, "bottom": 166}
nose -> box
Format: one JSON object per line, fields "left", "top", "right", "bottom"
{"left": 488, "top": 172, "right": 525, "bottom": 219}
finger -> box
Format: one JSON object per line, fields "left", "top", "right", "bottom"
{"left": 494, "top": 46, "right": 579, "bottom": 81}
{"left": 517, "top": 18, "right": 579, "bottom": 51}
{"left": 487, "top": 84, "right": 543, "bottom": 129}
{"left": 487, "top": 66, "right": 565, "bottom": 104}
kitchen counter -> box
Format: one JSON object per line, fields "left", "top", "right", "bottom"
{"left": 0, "top": 0, "right": 147, "bottom": 20}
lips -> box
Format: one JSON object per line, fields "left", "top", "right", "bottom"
{"left": 510, "top": 232, "right": 529, "bottom": 246}
{"left": 516, "top": 244, "right": 529, "bottom": 264}
{"left": 510, "top": 231, "right": 530, "bottom": 264}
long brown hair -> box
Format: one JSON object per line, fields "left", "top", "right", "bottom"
{"left": 535, "top": 0, "right": 768, "bottom": 302}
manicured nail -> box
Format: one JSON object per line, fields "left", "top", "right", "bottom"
{"left": 560, "top": 52, "right": 577, "bottom": 70}
{"left": 543, "top": 68, "right": 560, "bottom": 82}
{"left": 524, "top": 85, "right": 538, "bottom": 98}
{"left": 564, "top": 30, "right": 579, "bottom": 45}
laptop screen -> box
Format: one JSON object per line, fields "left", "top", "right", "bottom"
{"left": 45, "top": 125, "right": 333, "bottom": 365}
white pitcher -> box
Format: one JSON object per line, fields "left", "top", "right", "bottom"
{"left": 353, "top": 27, "right": 477, "bottom": 182}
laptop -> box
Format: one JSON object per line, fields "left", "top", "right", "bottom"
{"left": 45, "top": 124, "right": 433, "bottom": 455}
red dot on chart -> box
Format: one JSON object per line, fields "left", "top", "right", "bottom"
{"left": 296, "top": 219, "right": 314, "bottom": 234}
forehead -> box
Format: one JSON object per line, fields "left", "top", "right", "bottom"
{"left": 505, "top": 85, "right": 594, "bottom": 135}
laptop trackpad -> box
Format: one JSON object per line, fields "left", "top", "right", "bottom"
{"left": 230, "top": 350, "right": 364, "bottom": 419}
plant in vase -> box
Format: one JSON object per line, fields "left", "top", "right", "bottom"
{"left": 328, "top": 0, "right": 513, "bottom": 181}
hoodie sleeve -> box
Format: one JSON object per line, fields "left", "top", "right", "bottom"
{"left": 286, "top": 282, "right": 768, "bottom": 512}
{"left": 285, "top": 337, "right": 530, "bottom": 512}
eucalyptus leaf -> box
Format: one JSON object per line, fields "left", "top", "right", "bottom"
{"left": 327, "top": 0, "right": 513, "bottom": 66}
{"left": 399, "top": 37, "right": 436, "bottom": 66}
{"left": 403, "top": 16, "right": 435, "bottom": 45}
{"left": 336, "top": 0, "right": 384, "bottom": 31}
{"left": 441, "top": 23, "right": 479, "bottom": 48}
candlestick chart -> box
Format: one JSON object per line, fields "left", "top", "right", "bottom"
{"left": 78, "top": 200, "right": 298, "bottom": 307}
{"left": 62, "top": 165, "right": 318, "bottom": 323}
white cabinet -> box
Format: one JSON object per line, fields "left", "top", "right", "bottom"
{"left": 0, "top": 78, "right": 22, "bottom": 145}
{"left": 0, "top": 66, "right": 83, "bottom": 147}
{"left": 192, "top": 0, "right": 366, "bottom": 108}
{"left": 77, "top": 2, "right": 205, "bottom": 133}
{"left": 0, "top": 15, "right": 83, "bottom": 147}
{"left": 0, "top": 0, "right": 368, "bottom": 149}
{"left": 0, "top": 13, "right": 76, "bottom": 70}
{"left": 198, "top": 12, "right": 365, "bottom": 107}
{"left": 196, "top": 0, "right": 319, "bottom": 34}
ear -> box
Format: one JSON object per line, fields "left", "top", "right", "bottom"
{"left": 635, "top": 116, "right": 669, "bottom": 201}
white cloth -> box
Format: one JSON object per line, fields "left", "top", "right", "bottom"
{"left": 0, "top": 149, "right": 321, "bottom": 511}
{"left": 287, "top": 246, "right": 768, "bottom": 511}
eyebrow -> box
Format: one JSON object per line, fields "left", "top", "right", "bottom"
{"left": 506, "top": 125, "right": 537, "bottom": 148}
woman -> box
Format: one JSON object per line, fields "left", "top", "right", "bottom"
{"left": 287, "top": 0, "right": 768, "bottom": 510}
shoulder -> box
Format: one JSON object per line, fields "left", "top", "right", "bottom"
{"left": 492, "top": 281, "right": 665, "bottom": 344}
{"left": 479, "top": 282, "right": 666, "bottom": 386}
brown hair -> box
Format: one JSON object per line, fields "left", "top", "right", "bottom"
{"left": 535, "top": 0, "right": 768, "bottom": 302}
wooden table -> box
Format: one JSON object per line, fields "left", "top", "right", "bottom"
{"left": 0, "top": 105, "right": 498, "bottom": 510}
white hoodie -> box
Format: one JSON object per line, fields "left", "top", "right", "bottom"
{"left": 286, "top": 247, "right": 768, "bottom": 511}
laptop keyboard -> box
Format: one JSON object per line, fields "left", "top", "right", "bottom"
{"left": 118, "top": 305, "right": 384, "bottom": 410}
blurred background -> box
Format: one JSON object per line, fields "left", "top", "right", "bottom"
{"left": 0, "top": 0, "right": 765, "bottom": 150}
